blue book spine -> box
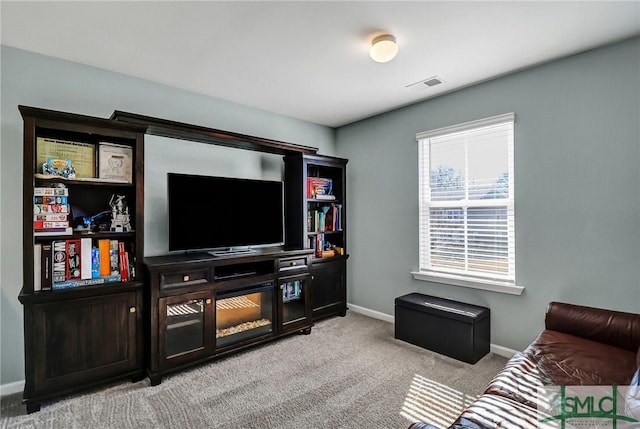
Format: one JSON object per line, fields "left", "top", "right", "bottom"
{"left": 52, "top": 274, "right": 121, "bottom": 290}
{"left": 91, "top": 247, "right": 101, "bottom": 278}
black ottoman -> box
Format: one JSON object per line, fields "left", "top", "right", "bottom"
{"left": 395, "top": 293, "right": 490, "bottom": 364}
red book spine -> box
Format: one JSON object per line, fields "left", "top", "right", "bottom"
{"left": 118, "top": 242, "right": 129, "bottom": 282}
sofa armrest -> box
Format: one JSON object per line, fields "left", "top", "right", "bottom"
{"left": 545, "top": 301, "right": 640, "bottom": 352}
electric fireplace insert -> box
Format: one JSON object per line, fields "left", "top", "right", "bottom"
{"left": 215, "top": 282, "right": 274, "bottom": 348}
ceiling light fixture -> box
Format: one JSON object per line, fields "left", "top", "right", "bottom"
{"left": 369, "top": 34, "right": 398, "bottom": 63}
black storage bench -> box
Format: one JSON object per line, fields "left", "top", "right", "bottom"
{"left": 394, "top": 293, "right": 490, "bottom": 364}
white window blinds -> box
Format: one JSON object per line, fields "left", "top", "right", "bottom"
{"left": 417, "top": 113, "right": 515, "bottom": 282}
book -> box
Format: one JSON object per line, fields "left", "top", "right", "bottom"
{"left": 323, "top": 206, "right": 334, "bottom": 232}
{"left": 315, "top": 194, "right": 336, "bottom": 200}
{"left": 98, "top": 239, "right": 111, "bottom": 277}
{"left": 52, "top": 240, "right": 67, "bottom": 283}
{"left": 109, "top": 240, "right": 119, "bottom": 275}
{"left": 98, "top": 143, "right": 133, "bottom": 183}
{"left": 66, "top": 239, "right": 82, "bottom": 280}
{"left": 34, "top": 186, "right": 69, "bottom": 196}
{"left": 34, "top": 213, "right": 68, "bottom": 222}
{"left": 52, "top": 274, "right": 121, "bottom": 290}
{"left": 34, "top": 244, "right": 42, "bottom": 292}
{"left": 125, "top": 252, "right": 132, "bottom": 280}
{"left": 127, "top": 242, "right": 136, "bottom": 280}
{"left": 65, "top": 239, "right": 81, "bottom": 280}
{"left": 118, "top": 241, "right": 129, "bottom": 282}
{"left": 81, "top": 238, "right": 92, "bottom": 280}
{"left": 41, "top": 243, "right": 52, "bottom": 291}
{"left": 36, "top": 137, "right": 95, "bottom": 179}
{"left": 34, "top": 221, "right": 70, "bottom": 229}
{"left": 91, "top": 247, "right": 100, "bottom": 279}
{"left": 315, "top": 234, "right": 324, "bottom": 258}
{"left": 34, "top": 227, "right": 73, "bottom": 237}
{"left": 317, "top": 211, "right": 325, "bottom": 233}
{"left": 307, "top": 177, "right": 333, "bottom": 198}
{"left": 34, "top": 196, "right": 68, "bottom": 205}
{"left": 334, "top": 204, "right": 342, "bottom": 231}
{"left": 34, "top": 203, "right": 69, "bottom": 214}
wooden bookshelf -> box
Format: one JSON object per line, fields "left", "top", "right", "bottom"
{"left": 18, "top": 106, "right": 146, "bottom": 413}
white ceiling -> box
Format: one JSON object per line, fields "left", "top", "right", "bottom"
{"left": 2, "top": 1, "right": 639, "bottom": 127}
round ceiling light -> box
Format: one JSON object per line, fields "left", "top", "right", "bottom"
{"left": 369, "top": 34, "right": 398, "bottom": 63}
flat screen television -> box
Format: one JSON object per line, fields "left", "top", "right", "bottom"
{"left": 168, "top": 173, "right": 284, "bottom": 253}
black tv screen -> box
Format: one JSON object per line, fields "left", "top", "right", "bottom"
{"left": 168, "top": 173, "right": 284, "bottom": 252}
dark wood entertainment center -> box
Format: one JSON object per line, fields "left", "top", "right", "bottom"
{"left": 145, "top": 247, "right": 314, "bottom": 385}
{"left": 19, "top": 106, "right": 348, "bottom": 412}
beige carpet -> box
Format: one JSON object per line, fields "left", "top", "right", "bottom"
{"left": 1, "top": 311, "right": 507, "bottom": 429}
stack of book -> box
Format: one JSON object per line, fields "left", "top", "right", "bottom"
{"left": 33, "top": 186, "right": 72, "bottom": 236}
{"left": 307, "top": 177, "right": 335, "bottom": 200}
{"left": 307, "top": 204, "right": 342, "bottom": 233}
{"left": 34, "top": 238, "right": 134, "bottom": 291}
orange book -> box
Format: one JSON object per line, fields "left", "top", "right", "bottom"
{"left": 98, "top": 239, "right": 111, "bottom": 277}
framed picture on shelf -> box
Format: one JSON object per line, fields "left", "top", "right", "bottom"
{"left": 98, "top": 143, "right": 133, "bottom": 183}
{"left": 36, "top": 137, "right": 95, "bottom": 178}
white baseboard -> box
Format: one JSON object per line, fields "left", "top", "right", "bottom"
{"left": 347, "top": 302, "right": 520, "bottom": 359}
{"left": 489, "top": 344, "right": 519, "bottom": 358}
{"left": 1, "top": 380, "right": 24, "bottom": 397}
{"left": 347, "top": 302, "right": 395, "bottom": 323}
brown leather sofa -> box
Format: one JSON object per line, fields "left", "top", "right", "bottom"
{"left": 410, "top": 302, "right": 640, "bottom": 429}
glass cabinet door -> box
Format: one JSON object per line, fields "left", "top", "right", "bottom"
{"left": 160, "top": 292, "right": 212, "bottom": 364}
{"left": 279, "top": 275, "right": 310, "bottom": 328}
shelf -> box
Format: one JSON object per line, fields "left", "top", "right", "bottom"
{"left": 307, "top": 230, "right": 343, "bottom": 236}
{"left": 311, "top": 255, "right": 344, "bottom": 262}
{"left": 35, "top": 174, "right": 134, "bottom": 187}
{"left": 311, "top": 253, "right": 349, "bottom": 262}
{"left": 307, "top": 198, "right": 341, "bottom": 204}
{"left": 35, "top": 230, "right": 135, "bottom": 239}
{"left": 18, "top": 281, "right": 144, "bottom": 304}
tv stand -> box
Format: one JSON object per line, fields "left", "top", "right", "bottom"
{"left": 144, "top": 247, "right": 314, "bottom": 385}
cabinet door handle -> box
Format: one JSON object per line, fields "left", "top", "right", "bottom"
{"left": 183, "top": 275, "right": 190, "bottom": 282}
{"left": 129, "top": 306, "right": 136, "bottom": 314}
{"left": 290, "top": 261, "right": 297, "bottom": 266}
{"left": 206, "top": 298, "right": 212, "bottom": 304}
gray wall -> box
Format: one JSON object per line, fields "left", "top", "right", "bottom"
{"left": 0, "top": 46, "right": 336, "bottom": 386}
{"left": 336, "top": 37, "right": 640, "bottom": 351}
{"left": 144, "top": 135, "right": 284, "bottom": 256}
{"left": 2, "top": 37, "right": 639, "bottom": 388}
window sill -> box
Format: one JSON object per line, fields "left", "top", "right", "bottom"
{"left": 411, "top": 271, "right": 525, "bottom": 295}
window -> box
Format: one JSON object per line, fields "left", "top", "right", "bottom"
{"left": 415, "top": 113, "right": 520, "bottom": 294}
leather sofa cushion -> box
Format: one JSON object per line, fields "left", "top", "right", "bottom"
{"left": 483, "top": 352, "right": 553, "bottom": 409}
{"left": 545, "top": 302, "right": 640, "bottom": 352}
{"left": 523, "top": 329, "right": 637, "bottom": 386}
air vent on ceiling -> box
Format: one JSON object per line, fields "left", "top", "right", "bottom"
{"left": 406, "top": 76, "right": 445, "bottom": 91}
